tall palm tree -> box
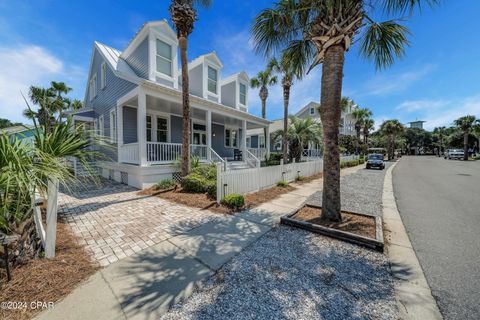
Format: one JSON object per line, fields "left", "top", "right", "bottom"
{"left": 169, "top": 0, "right": 212, "bottom": 177}
{"left": 380, "top": 119, "right": 404, "bottom": 160}
{"left": 351, "top": 107, "right": 372, "bottom": 141}
{"left": 363, "top": 118, "right": 375, "bottom": 144}
{"left": 250, "top": 67, "right": 278, "bottom": 120}
{"left": 272, "top": 116, "right": 322, "bottom": 162}
{"left": 454, "top": 115, "right": 477, "bottom": 160}
{"left": 251, "top": 0, "right": 438, "bottom": 221}
{"left": 340, "top": 97, "right": 353, "bottom": 113}
{"left": 268, "top": 53, "right": 304, "bottom": 163}
{"left": 433, "top": 126, "right": 446, "bottom": 155}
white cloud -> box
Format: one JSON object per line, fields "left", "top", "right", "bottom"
{"left": 0, "top": 45, "right": 65, "bottom": 122}
{"left": 363, "top": 64, "right": 436, "bottom": 96}
{"left": 394, "top": 96, "right": 480, "bottom": 130}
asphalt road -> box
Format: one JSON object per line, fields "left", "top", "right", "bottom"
{"left": 393, "top": 156, "right": 480, "bottom": 320}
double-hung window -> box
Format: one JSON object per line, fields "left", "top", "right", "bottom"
{"left": 89, "top": 73, "right": 97, "bottom": 101}
{"left": 310, "top": 107, "right": 315, "bottom": 115}
{"left": 207, "top": 66, "right": 217, "bottom": 94}
{"left": 156, "top": 39, "right": 172, "bottom": 76}
{"left": 156, "top": 117, "right": 168, "bottom": 143}
{"left": 109, "top": 110, "right": 116, "bottom": 142}
{"left": 259, "top": 135, "right": 265, "bottom": 149}
{"left": 239, "top": 83, "right": 247, "bottom": 105}
{"left": 101, "top": 62, "right": 107, "bottom": 89}
{"left": 146, "top": 116, "right": 152, "bottom": 142}
{"left": 225, "top": 128, "right": 238, "bottom": 148}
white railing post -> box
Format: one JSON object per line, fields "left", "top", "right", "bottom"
{"left": 216, "top": 162, "right": 223, "bottom": 203}
{"left": 206, "top": 110, "right": 212, "bottom": 161}
{"left": 137, "top": 89, "right": 147, "bottom": 166}
{"left": 265, "top": 125, "right": 270, "bottom": 160}
{"left": 117, "top": 105, "right": 123, "bottom": 162}
{"left": 45, "top": 178, "right": 59, "bottom": 258}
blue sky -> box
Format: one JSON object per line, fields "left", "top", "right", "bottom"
{"left": 1, "top": 0, "right": 479, "bottom": 130}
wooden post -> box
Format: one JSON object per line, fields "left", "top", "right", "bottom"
{"left": 45, "top": 178, "right": 59, "bottom": 258}
{"left": 137, "top": 89, "right": 147, "bottom": 166}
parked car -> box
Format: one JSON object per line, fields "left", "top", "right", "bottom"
{"left": 366, "top": 153, "right": 385, "bottom": 170}
{"left": 444, "top": 149, "right": 465, "bottom": 160}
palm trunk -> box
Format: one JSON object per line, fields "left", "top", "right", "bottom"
{"left": 282, "top": 84, "right": 290, "bottom": 163}
{"left": 319, "top": 44, "right": 344, "bottom": 222}
{"left": 179, "top": 37, "right": 190, "bottom": 176}
{"left": 463, "top": 130, "right": 469, "bottom": 160}
{"left": 261, "top": 95, "right": 267, "bottom": 153}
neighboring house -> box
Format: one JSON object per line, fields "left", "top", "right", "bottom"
{"left": 246, "top": 101, "right": 356, "bottom": 159}
{"left": 0, "top": 125, "right": 35, "bottom": 144}
{"left": 72, "top": 20, "right": 271, "bottom": 189}
{"left": 408, "top": 120, "right": 426, "bottom": 130}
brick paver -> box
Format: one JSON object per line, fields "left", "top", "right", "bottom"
{"left": 59, "top": 180, "right": 219, "bottom": 267}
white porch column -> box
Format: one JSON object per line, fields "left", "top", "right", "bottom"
{"left": 137, "top": 89, "right": 147, "bottom": 166}
{"left": 117, "top": 105, "right": 123, "bottom": 162}
{"left": 206, "top": 110, "right": 212, "bottom": 161}
{"left": 265, "top": 125, "right": 270, "bottom": 159}
{"left": 241, "top": 120, "right": 247, "bottom": 153}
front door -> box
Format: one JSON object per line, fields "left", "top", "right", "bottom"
{"left": 192, "top": 123, "right": 207, "bottom": 145}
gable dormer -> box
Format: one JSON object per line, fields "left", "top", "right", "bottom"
{"left": 187, "top": 52, "right": 223, "bottom": 103}
{"left": 121, "top": 21, "right": 179, "bottom": 89}
{"left": 221, "top": 72, "right": 249, "bottom": 112}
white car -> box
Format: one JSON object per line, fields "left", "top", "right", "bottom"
{"left": 444, "top": 149, "right": 464, "bottom": 160}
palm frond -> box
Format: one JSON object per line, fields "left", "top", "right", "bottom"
{"left": 381, "top": 0, "right": 441, "bottom": 15}
{"left": 359, "top": 19, "right": 411, "bottom": 70}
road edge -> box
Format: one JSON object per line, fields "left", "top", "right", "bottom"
{"left": 382, "top": 161, "right": 443, "bottom": 320}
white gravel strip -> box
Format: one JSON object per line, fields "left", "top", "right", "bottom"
{"left": 161, "top": 226, "right": 398, "bottom": 320}
{"left": 307, "top": 163, "right": 394, "bottom": 216}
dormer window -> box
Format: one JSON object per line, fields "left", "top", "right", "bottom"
{"left": 156, "top": 39, "right": 172, "bottom": 76}
{"left": 239, "top": 83, "right": 246, "bottom": 105}
{"left": 207, "top": 66, "right": 217, "bottom": 94}
{"left": 310, "top": 107, "right": 315, "bottom": 115}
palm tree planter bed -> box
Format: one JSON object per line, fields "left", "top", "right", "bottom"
{"left": 280, "top": 204, "right": 384, "bottom": 252}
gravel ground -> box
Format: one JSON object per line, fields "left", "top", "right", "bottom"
{"left": 161, "top": 226, "right": 398, "bottom": 320}
{"left": 307, "top": 163, "right": 394, "bottom": 216}
{"left": 160, "top": 163, "right": 399, "bottom": 320}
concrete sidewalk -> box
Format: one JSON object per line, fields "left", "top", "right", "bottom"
{"left": 38, "top": 166, "right": 362, "bottom": 320}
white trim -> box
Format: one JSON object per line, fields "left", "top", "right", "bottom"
{"left": 89, "top": 73, "right": 97, "bottom": 101}
{"left": 149, "top": 28, "right": 179, "bottom": 88}
{"left": 101, "top": 62, "right": 107, "bottom": 89}
{"left": 98, "top": 114, "right": 104, "bottom": 136}
{"left": 224, "top": 126, "right": 239, "bottom": 149}
{"left": 73, "top": 115, "right": 94, "bottom": 122}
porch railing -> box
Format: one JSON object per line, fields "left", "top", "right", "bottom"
{"left": 248, "top": 148, "right": 267, "bottom": 160}
{"left": 147, "top": 142, "right": 182, "bottom": 164}
{"left": 302, "top": 149, "right": 322, "bottom": 160}
{"left": 120, "top": 143, "right": 139, "bottom": 164}
{"left": 244, "top": 149, "right": 260, "bottom": 168}
{"left": 190, "top": 144, "right": 208, "bottom": 160}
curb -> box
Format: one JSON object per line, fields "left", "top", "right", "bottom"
{"left": 382, "top": 162, "right": 443, "bottom": 320}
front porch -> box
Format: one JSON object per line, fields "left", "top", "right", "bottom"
{"left": 116, "top": 86, "right": 270, "bottom": 168}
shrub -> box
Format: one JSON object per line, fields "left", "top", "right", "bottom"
{"left": 205, "top": 180, "right": 217, "bottom": 199}
{"left": 277, "top": 180, "right": 288, "bottom": 187}
{"left": 340, "top": 159, "right": 360, "bottom": 168}
{"left": 155, "top": 179, "right": 176, "bottom": 190}
{"left": 181, "top": 174, "right": 206, "bottom": 193}
{"left": 295, "top": 175, "right": 305, "bottom": 182}
{"left": 191, "top": 164, "right": 216, "bottom": 180}
{"left": 221, "top": 194, "right": 245, "bottom": 209}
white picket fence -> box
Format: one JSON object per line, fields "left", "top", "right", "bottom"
{"left": 216, "top": 155, "right": 359, "bottom": 202}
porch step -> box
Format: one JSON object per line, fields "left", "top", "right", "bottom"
{"left": 226, "top": 161, "right": 251, "bottom": 171}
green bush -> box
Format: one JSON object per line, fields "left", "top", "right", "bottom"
{"left": 205, "top": 180, "right": 217, "bottom": 199}
{"left": 277, "top": 180, "right": 288, "bottom": 187}
{"left": 181, "top": 174, "right": 207, "bottom": 193}
{"left": 295, "top": 175, "right": 305, "bottom": 182}
{"left": 155, "top": 179, "right": 176, "bottom": 190}
{"left": 191, "top": 164, "right": 216, "bottom": 180}
{"left": 221, "top": 194, "right": 245, "bottom": 209}
{"left": 340, "top": 159, "right": 360, "bottom": 168}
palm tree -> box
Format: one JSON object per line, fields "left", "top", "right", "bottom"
{"left": 169, "top": 0, "right": 212, "bottom": 176}
{"left": 268, "top": 53, "right": 303, "bottom": 163}
{"left": 250, "top": 67, "right": 278, "bottom": 120}
{"left": 380, "top": 119, "right": 404, "bottom": 160}
{"left": 351, "top": 107, "right": 372, "bottom": 141}
{"left": 251, "top": 0, "right": 438, "bottom": 221}
{"left": 454, "top": 115, "right": 477, "bottom": 160}
{"left": 340, "top": 97, "right": 353, "bottom": 113}
{"left": 473, "top": 120, "right": 480, "bottom": 155}
{"left": 363, "top": 118, "right": 375, "bottom": 144}
{"left": 272, "top": 116, "right": 322, "bottom": 162}
{"left": 433, "top": 126, "right": 446, "bottom": 155}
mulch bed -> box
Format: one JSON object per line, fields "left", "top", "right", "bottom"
{"left": 244, "top": 185, "right": 296, "bottom": 208}
{"left": 0, "top": 221, "right": 99, "bottom": 320}
{"left": 293, "top": 206, "right": 376, "bottom": 239}
{"left": 296, "top": 172, "right": 324, "bottom": 184}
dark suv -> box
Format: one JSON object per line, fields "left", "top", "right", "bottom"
{"left": 366, "top": 153, "right": 385, "bottom": 170}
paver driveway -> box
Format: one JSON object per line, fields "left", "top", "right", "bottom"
{"left": 59, "top": 180, "right": 219, "bottom": 266}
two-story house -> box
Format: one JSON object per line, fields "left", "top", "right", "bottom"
{"left": 72, "top": 20, "right": 271, "bottom": 189}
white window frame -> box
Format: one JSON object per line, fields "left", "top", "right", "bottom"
{"left": 239, "top": 82, "right": 247, "bottom": 106}
{"left": 259, "top": 135, "right": 266, "bottom": 149}
{"left": 98, "top": 115, "right": 104, "bottom": 137}
{"left": 155, "top": 38, "right": 173, "bottom": 77}
{"left": 109, "top": 110, "right": 116, "bottom": 143}
{"left": 224, "top": 127, "right": 239, "bottom": 148}
{"left": 207, "top": 66, "right": 218, "bottom": 95}
{"left": 246, "top": 136, "right": 251, "bottom": 148}
{"left": 155, "top": 115, "right": 169, "bottom": 143}
{"left": 101, "top": 62, "right": 107, "bottom": 89}
{"left": 89, "top": 73, "right": 97, "bottom": 101}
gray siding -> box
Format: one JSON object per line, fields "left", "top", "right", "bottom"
{"left": 170, "top": 115, "right": 183, "bottom": 143}
{"left": 126, "top": 37, "right": 149, "bottom": 79}
{"left": 156, "top": 77, "right": 174, "bottom": 88}
{"left": 123, "top": 106, "right": 138, "bottom": 144}
{"left": 221, "top": 81, "right": 236, "bottom": 108}
{"left": 85, "top": 48, "right": 137, "bottom": 161}
{"left": 250, "top": 135, "right": 258, "bottom": 148}
{"left": 189, "top": 64, "right": 203, "bottom": 98}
